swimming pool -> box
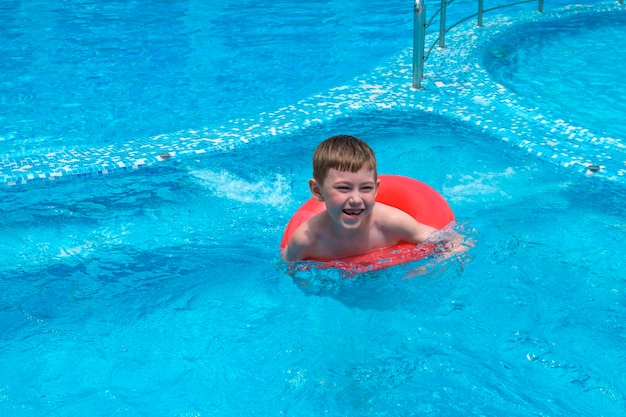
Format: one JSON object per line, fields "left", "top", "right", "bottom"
{"left": 1, "top": 1, "right": 626, "bottom": 416}
{"left": 484, "top": 8, "right": 626, "bottom": 141}
{"left": 0, "top": 0, "right": 411, "bottom": 158}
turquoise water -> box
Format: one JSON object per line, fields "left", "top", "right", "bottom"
{"left": 0, "top": 0, "right": 602, "bottom": 157}
{"left": 0, "top": 0, "right": 411, "bottom": 156}
{"left": 2, "top": 0, "right": 626, "bottom": 416}
{"left": 484, "top": 9, "right": 626, "bottom": 140}
{"left": 2, "top": 111, "right": 626, "bottom": 416}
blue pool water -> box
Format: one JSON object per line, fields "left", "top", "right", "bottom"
{"left": 484, "top": 9, "right": 626, "bottom": 140}
{"left": 2, "top": 1, "right": 626, "bottom": 416}
{"left": 0, "top": 0, "right": 411, "bottom": 156}
{"left": 2, "top": 110, "right": 625, "bottom": 416}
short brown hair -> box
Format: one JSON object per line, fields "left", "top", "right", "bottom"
{"left": 312, "top": 135, "right": 377, "bottom": 184}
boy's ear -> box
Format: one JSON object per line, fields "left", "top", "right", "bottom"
{"left": 309, "top": 178, "right": 324, "bottom": 201}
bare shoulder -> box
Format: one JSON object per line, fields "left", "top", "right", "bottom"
{"left": 372, "top": 202, "right": 435, "bottom": 243}
{"left": 372, "top": 202, "right": 414, "bottom": 223}
{"left": 283, "top": 220, "right": 313, "bottom": 261}
{"left": 283, "top": 212, "right": 328, "bottom": 261}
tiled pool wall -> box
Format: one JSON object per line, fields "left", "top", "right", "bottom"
{"left": 1, "top": 2, "right": 624, "bottom": 187}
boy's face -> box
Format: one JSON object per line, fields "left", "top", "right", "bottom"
{"left": 309, "top": 167, "right": 379, "bottom": 231}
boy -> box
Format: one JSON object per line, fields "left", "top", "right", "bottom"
{"left": 282, "top": 134, "right": 440, "bottom": 262}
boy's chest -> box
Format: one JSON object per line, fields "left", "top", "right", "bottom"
{"left": 313, "top": 227, "right": 390, "bottom": 259}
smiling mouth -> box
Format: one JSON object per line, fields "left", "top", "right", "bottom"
{"left": 343, "top": 209, "right": 364, "bottom": 216}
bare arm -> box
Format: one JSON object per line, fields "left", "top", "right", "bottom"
{"left": 378, "top": 204, "right": 437, "bottom": 244}
{"left": 282, "top": 232, "right": 308, "bottom": 262}
{"left": 402, "top": 215, "right": 471, "bottom": 255}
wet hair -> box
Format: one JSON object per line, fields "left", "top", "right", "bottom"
{"left": 312, "top": 135, "right": 377, "bottom": 184}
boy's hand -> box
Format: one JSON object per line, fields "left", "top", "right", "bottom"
{"left": 426, "top": 228, "right": 474, "bottom": 254}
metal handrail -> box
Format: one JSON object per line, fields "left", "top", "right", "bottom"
{"left": 412, "top": 0, "right": 427, "bottom": 90}
{"left": 412, "top": 0, "right": 545, "bottom": 89}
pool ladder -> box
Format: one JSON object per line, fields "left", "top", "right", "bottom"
{"left": 413, "top": 0, "right": 547, "bottom": 90}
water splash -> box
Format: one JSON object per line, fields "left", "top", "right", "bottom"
{"left": 189, "top": 168, "right": 293, "bottom": 208}
{"left": 443, "top": 167, "right": 516, "bottom": 204}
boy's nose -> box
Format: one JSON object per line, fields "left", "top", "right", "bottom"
{"left": 348, "top": 192, "right": 363, "bottom": 204}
